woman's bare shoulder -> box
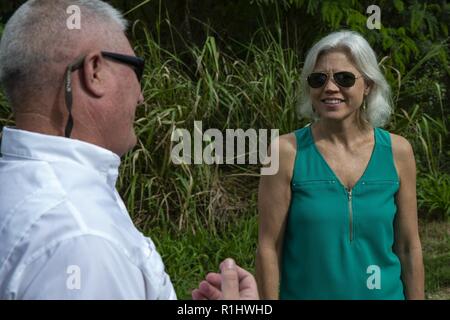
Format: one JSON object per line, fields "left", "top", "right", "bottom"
{"left": 265, "top": 132, "right": 297, "bottom": 179}
{"left": 278, "top": 132, "right": 297, "bottom": 154}
{"left": 389, "top": 133, "right": 415, "bottom": 160}
{"left": 389, "top": 133, "right": 416, "bottom": 179}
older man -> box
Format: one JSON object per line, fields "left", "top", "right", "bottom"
{"left": 0, "top": 0, "right": 257, "bottom": 300}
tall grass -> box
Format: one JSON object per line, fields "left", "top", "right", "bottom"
{"left": 390, "top": 81, "right": 449, "bottom": 219}
{"left": 119, "top": 25, "right": 303, "bottom": 235}
{"left": 152, "top": 213, "right": 258, "bottom": 299}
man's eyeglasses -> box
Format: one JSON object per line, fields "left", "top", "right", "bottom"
{"left": 64, "top": 51, "right": 145, "bottom": 138}
{"left": 307, "top": 71, "right": 363, "bottom": 89}
{"left": 101, "top": 51, "right": 145, "bottom": 82}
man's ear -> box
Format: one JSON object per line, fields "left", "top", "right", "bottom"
{"left": 80, "top": 51, "right": 106, "bottom": 97}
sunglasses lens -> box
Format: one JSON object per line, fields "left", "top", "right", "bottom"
{"left": 335, "top": 72, "right": 356, "bottom": 87}
{"left": 307, "top": 73, "right": 327, "bottom": 88}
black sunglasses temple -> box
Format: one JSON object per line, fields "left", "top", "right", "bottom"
{"left": 64, "top": 56, "right": 85, "bottom": 138}
{"left": 101, "top": 51, "right": 145, "bottom": 82}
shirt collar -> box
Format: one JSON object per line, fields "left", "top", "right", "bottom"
{"left": 0, "top": 127, "right": 121, "bottom": 187}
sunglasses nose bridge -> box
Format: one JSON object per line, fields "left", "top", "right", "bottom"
{"left": 323, "top": 74, "right": 341, "bottom": 90}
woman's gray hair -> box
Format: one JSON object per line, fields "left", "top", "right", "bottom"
{"left": 0, "top": 0, "right": 128, "bottom": 109}
{"left": 298, "top": 30, "right": 392, "bottom": 128}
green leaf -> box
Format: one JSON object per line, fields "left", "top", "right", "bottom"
{"left": 393, "top": 0, "right": 405, "bottom": 12}
{"left": 410, "top": 3, "right": 425, "bottom": 33}
{"left": 321, "top": 1, "right": 344, "bottom": 29}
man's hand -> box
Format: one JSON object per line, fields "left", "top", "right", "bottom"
{"left": 192, "top": 258, "right": 259, "bottom": 300}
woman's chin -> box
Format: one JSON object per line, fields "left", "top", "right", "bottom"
{"left": 318, "top": 112, "right": 345, "bottom": 120}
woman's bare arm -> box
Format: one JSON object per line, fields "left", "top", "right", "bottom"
{"left": 391, "top": 134, "right": 425, "bottom": 300}
{"left": 255, "top": 134, "right": 296, "bottom": 299}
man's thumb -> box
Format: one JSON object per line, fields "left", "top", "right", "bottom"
{"left": 221, "top": 258, "right": 239, "bottom": 300}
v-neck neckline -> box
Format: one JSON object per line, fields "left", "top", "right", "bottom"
{"left": 308, "top": 124, "right": 377, "bottom": 191}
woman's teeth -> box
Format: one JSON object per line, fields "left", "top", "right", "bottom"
{"left": 322, "top": 99, "right": 343, "bottom": 104}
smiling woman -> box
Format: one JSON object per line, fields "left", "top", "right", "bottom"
{"left": 298, "top": 31, "right": 393, "bottom": 130}
{"left": 255, "top": 30, "right": 425, "bottom": 300}
{"left": 308, "top": 50, "right": 370, "bottom": 127}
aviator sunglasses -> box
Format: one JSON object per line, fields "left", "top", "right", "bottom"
{"left": 307, "top": 71, "right": 363, "bottom": 88}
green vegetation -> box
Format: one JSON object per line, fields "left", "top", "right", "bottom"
{"left": 151, "top": 214, "right": 258, "bottom": 299}
{"left": 420, "top": 220, "right": 450, "bottom": 299}
{"left": 0, "top": 0, "right": 449, "bottom": 299}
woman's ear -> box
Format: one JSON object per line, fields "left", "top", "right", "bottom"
{"left": 80, "top": 51, "right": 106, "bottom": 97}
{"left": 364, "top": 79, "right": 373, "bottom": 96}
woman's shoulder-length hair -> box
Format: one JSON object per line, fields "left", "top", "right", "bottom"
{"left": 298, "top": 30, "right": 393, "bottom": 128}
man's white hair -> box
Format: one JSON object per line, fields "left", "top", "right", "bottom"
{"left": 298, "top": 30, "right": 393, "bottom": 128}
{"left": 0, "top": 0, "right": 128, "bottom": 109}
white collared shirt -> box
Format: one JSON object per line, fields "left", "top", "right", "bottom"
{"left": 0, "top": 127, "right": 176, "bottom": 300}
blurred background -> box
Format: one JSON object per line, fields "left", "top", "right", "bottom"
{"left": 1, "top": 0, "right": 449, "bottom": 299}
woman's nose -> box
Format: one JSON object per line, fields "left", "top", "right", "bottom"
{"left": 323, "top": 75, "right": 340, "bottom": 91}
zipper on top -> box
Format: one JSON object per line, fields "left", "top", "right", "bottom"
{"left": 347, "top": 188, "right": 353, "bottom": 242}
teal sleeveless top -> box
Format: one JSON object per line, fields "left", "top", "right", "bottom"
{"left": 280, "top": 125, "right": 405, "bottom": 300}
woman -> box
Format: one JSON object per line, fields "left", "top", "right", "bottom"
{"left": 256, "top": 31, "right": 424, "bottom": 299}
